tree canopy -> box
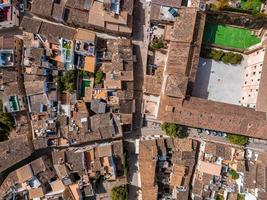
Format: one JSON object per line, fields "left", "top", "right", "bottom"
{"left": 229, "top": 169, "right": 239, "bottom": 180}
{"left": 78, "top": 70, "right": 94, "bottom": 78}
{"left": 95, "top": 71, "right": 104, "bottom": 85}
{"left": 150, "top": 36, "right": 164, "bottom": 49}
{"left": 237, "top": 194, "right": 245, "bottom": 200}
{"left": 226, "top": 133, "right": 249, "bottom": 146}
{"left": 218, "top": 0, "right": 228, "bottom": 9}
{"left": 111, "top": 185, "right": 128, "bottom": 200}
{"left": 160, "top": 123, "right": 188, "bottom": 138}
{"left": 57, "top": 70, "right": 77, "bottom": 93}
{"left": 217, "top": 195, "right": 224, "bottom": 200}
{"left": 201, "top": 48, "right": 243, "bottom": 65}
{"left": 0, "top": 100, "right": 14, "bottom": 141}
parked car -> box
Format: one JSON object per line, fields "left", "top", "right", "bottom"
{"left": 211, "top": 131, "right": 218, "bottom": 136}
{"left": 197, "top": 128, "right": 202, "bottom": 134}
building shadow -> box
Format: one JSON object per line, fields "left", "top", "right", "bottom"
{"left": 203, "top": 22, "right": 218, "bottom": 45}
{"left": 132, "top": 0, "right": 145, "bottom": 41}
{"left": 192, "top": 58, "right": 212, "bottom": 99}
{"left": 132, "top": 44, "right": 144, "bottom": 133}
{"left": 128, "top": 185, "right": 141, "bottom": 200}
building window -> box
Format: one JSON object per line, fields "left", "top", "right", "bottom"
{"left": 63, "top": 8, "right": 70, "bottom": 22}
{"left": 253, "top": 72, "right": 256, "bottom": 75}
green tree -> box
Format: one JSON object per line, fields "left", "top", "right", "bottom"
{"left": 150, "top": 36, "right": 164, "bottom": 49}
{"left": 221, "top": 52, "right": 234, "bottom": 64}
{"left": 0, "top": 100, "right": 14, "bottom": 141}
{"left": 161, "top": 122, "right": 188, "bottom": 138}
{"left": 217, "top": 195, "right": 224, "bottom": 200}
{"left": 78, "top": 70, "right": 94, "bottom": 78}
{"left": 237, "top": 194, "right": 245, "bottom": 200}
{"left": 226, "top": 133, "right": 249, "bottom": 146}
{"left": 253, "top": 13, "right": 267, "bottom": 19}
{"left": 95, "top": 71, "right": 104, "bottom": 85}
{"left": 57, "top": 70, "right": 77, "bottom": 93}
{"left": 201, "top": 48, "right": 243, "bottom": 65}
{"left": 218, "top": 0, "right": 229, "bottom": 9}
{"left": 229, "top": 169, "right": 239, "bottom": 179}
{"left": 229, "top": 54, "right": 243, "bottom": 65}
{"left": 211, "top": 49, "right": 224, "bottom": 61}
{"left": 111, "top": 185, "right": 128, "bottom": 200}
{"left": 65, "top": 82, "right": 75, "bottom": 93}
{"left": 151, "top": 41, "right": 164, "bottom": 49}
{"left": 56, "top": 76, "right": 64, "bottom": 92}
{"left": 209, "top": 3, "right": 219, "bottom": 11}
{"left": 245, "top": 0, "right": 253, "bottom": 10}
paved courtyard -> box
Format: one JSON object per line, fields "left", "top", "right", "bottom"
{"left": 193, "top": 58, "right": 244, "bottom": 105}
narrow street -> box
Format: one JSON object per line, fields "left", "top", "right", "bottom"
{"left": 132, "top": 0, "right": 151, "bottom": 132}
{"left": 127, "top": 0, "right": 151, "bottom": 199}
{"left": 125, "top": 140, "right": 142, "bottom": 200}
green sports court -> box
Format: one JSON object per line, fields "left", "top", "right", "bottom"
{"left": 203, "top": 23, "right": 261, "bottom": 49}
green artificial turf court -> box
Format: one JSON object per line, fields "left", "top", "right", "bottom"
{"left": 81, "top": 79, "right": 91, "bottom": 97}
{"left": 203, "top": 23, "right": 261, "bottom": 49}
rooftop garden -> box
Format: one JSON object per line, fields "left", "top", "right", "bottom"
{"left": 61, "top": 39, "right": 73, "bottom": 63}
{"left": 57, "top": 69, "right": 107, "bottom": 94}
{"left": 150, "top": 36, "right": 165, "bottom": 49}
{"left": 0, "top": 100, "right": 14, "bottom": 141}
